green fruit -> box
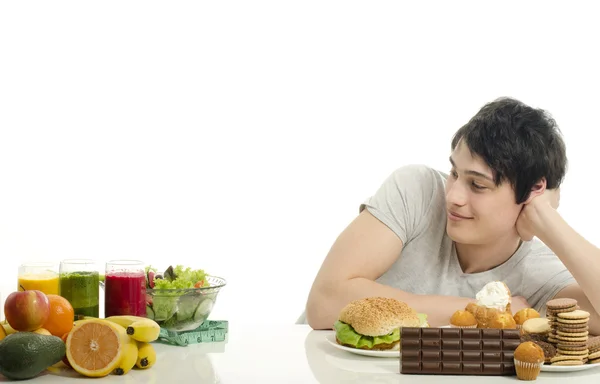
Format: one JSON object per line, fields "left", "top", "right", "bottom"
{"left": 0, "top": 332, "right": 66, "bottom": 380}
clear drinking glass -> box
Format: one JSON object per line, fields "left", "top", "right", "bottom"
{"left": 104, "top": 260, "right": 146, "bottom": 317}
{"left": 59, "top": 259, "right": 100, "bottom": 318}
{"left": 18, "top": 262, "right": 59, "bottom": 295}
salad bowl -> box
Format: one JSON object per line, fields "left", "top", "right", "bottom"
{"left": 145, "top": 266, "right": 226, "bottom": 332}
{"left": 146, "top": 276, "right": 226, "bottom": 332}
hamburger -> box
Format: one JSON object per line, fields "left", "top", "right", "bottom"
{"left": 333, "top": 297, "right": 429, "bottom": 351}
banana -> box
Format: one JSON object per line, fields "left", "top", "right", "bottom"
{"left": 73, "top": 316, "right": 100, "bottom": 328}
{"left": 126, "top": 319, "right": 160, "bottom": 343}
{"left": 0, "top": 324, "right": 7, "bottom": 341}
{"left": 1, "top": 322, "right": 17, "bottom": 336}
{"left": 114, "top": 336, "right": 138, "bottom": 375}
{"left": 135, "top": 342, "right": 156, "bottom": 369}
{"left": 104, "top": 315, "right": 149, "bottom": 329}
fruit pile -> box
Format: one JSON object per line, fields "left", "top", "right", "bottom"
{"left": 0, "top": 289, "right": 161, "bottom": 380}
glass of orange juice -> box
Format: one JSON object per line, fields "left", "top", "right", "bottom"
{"left": 18, "top": 262, "right": 59, "bottom": 295}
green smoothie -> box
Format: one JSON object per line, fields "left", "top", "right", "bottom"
{"left": 59, "top": 271, "right": 100, "bottom": 317}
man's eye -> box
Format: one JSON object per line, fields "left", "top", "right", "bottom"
{"left": 472, "top": 182, "right": 486, "bottom": 190}
{"left": 450, "top": 170, "right": 458, "bottom": 178}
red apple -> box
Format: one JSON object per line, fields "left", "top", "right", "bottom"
{"left": 4, "top": 290, "right": 50, "bottom": 331}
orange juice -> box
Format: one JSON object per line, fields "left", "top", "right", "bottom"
{"left": 18, "top": 272, "right": 60, "bottom": 295}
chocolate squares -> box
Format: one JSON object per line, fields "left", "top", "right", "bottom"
{"left": 401, "top": 327, "right": 520, "bottom": 375}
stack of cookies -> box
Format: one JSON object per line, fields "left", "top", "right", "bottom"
{"left": 547, "top": 301, "right": 590, "bottom": 366}
{"left": 545, "top": 298, "right": 578, "bottom": 343}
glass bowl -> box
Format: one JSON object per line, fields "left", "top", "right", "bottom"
{"left": 145, "top": 276, "right": 226, "bottom": 332}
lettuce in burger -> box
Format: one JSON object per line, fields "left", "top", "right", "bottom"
{"left": 334, "top": 297, "right": 428, "bottom": 350}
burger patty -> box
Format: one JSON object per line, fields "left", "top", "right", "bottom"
{"left": 336, "top": 337, "right": 400, "bottom": 351}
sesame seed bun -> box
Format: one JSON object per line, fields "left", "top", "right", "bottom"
{"left": 338, "top": 297, "right": 421, "bottom": 336}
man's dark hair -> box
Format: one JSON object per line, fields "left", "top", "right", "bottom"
{"left": 451, "top": 97, "right": 567, "bottom": 204}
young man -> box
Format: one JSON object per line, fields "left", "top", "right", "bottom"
{"left": 305, "top": 97, "right": 600, "bottom": 334}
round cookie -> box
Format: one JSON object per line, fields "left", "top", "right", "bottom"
{"left": 588, "top": 350, "right": 600, "bottom": 360}
{"left": 556, "top": 349, "right": 589, "bottom": 356}
{"left": 546, "top": 298, "right": 578, "bottom": 311}
{"left": 556, "top": 344, "right": 589, "bottom": 351}
{"left": 556, "top": 335, "right": 588, "bottom": 343}
{"left": 557, "top": 330, "right": 589, "bottom": 337}
{"left": 548, "top": 304, "right": 577, "bottom": 311}
{"left": 548, "top": 308, "right": 577, "bottom": 316}
{"left": 558, "top": 327, "right": 589, "bottom": 333}
{"left": 553, "top": 361, "right": 585, "bottom": 366}
{"left": 557, "top": 342, "right": 588, "bottom": 349}
{"left": 557, "top": 310, "right": 590, "bottom": 320}
{"left": 521, "top": 318, "right": 551, "bottom": 338}
{"left": 556, "top": 318, "right": 589, "bottom": 325}
{"left": 557, "top": 322, "right": 590, "bottom": 329}
{"left": 550, "top": 355, "right": 586, "bottom": 363}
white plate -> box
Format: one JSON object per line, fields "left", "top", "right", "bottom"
{"left": 324, "top": 334, "right": 400, "bottom": 358}
{"left": 324, "top": 326, "right": 450, "bottom": 358}
{"left": 541, "top": 362, "right": 600, "bottom": 372}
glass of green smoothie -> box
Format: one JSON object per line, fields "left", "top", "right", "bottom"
{"left": 59, "top": 259, "right": 100, "bottom": 318}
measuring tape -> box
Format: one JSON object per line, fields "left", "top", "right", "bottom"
{"left": 158, "top": 320, "right": 228, "bottom": 346}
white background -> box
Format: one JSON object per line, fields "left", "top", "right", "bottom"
{"left": 1, "top": 1, "right": 599, "bottom": 325}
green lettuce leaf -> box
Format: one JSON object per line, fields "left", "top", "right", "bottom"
{"left": 151, "top": 294, "right": 178, "bottom": 321}
{"left": 334, "top": 314, "right": 429, "bottom": 349}
{"left": 151, "top": 265, "right": 209, "bottom": 289}
{"left": 333, "top": 321, "right": 400, "bottom": 349}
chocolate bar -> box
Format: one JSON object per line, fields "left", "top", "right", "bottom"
{"left": 400, "top": 327, "right": 521, "bottom": 375}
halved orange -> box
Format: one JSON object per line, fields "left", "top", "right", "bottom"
{"left": 66, "top": 319, "right": 126, "bottom": 377}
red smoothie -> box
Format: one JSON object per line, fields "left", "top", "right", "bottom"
{"left": 104, "top": 271, "right": 146, "bottom": 317}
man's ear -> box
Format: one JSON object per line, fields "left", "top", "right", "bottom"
{"left": 523, "top": 178, "right": 547, "bottom": 204}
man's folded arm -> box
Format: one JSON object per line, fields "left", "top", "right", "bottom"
{"left": 305, "top": 209, "right": 474, "bottom": 329}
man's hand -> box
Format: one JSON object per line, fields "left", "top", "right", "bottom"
{"left": 516, "top": 188, "right": 560, "bottom": 241}
{"left": 511, "top": 296, "right": 532, "bottom": 314}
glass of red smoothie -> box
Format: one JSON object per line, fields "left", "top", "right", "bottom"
{"left": 104, "top": 260, "right": 146, "bottom": 317}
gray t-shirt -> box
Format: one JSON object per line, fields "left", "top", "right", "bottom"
{"left": 359, "top": 164, "right": 576, "bottom": 315}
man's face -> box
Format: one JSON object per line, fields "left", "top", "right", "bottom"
{"left": 445, "top": 141, "right": 522, "bottom": 245}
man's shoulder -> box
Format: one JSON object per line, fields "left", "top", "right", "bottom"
{"left": 387, "top": 164, "right": 448, "bottom": 190}
{"left": 520, "top": 239, "right": 567, "bottom": 269}
{"left": 360, "top": 164, "right": 449, "bottom": 242}
{"left": 524, "top": 239, "right": 558, "bottom": 257}
{"left": 390, "top": 163, "right": 448, "bottom": 178}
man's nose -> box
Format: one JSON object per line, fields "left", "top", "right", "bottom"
{"left": 446, "top": 180, "right": 468, "bottom": 206}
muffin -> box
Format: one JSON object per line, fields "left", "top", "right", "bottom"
{"left": 521, "top": 318, "right": 551, "bottom": 340}
{"left": 514, "top": 308, "right": 540, "bottom": 329}
{"left": 514, "top": 341, "right": 545, "bottom": 380}
{"left": 518, "top": 337, "right": 556, "bottom": 364}
{"left": 449, "top": 310, "right": 478, "bottom": 328}
{"left": 488, "top": 312, "right": 517, "bottom": 329}
{"left": 466, "top": 281, "right": 513, "bottom": 328}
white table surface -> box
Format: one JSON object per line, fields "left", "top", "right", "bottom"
{"left": 3, "top": 324, "right": 600, "bottom": 383}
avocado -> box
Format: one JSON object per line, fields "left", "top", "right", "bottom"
{"left": 0, "top": 332, "right": 66, "bottom": 380}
